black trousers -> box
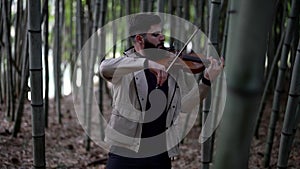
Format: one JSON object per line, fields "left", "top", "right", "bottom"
{"left": 106, "top": 152, "right": 171, "bottom": 169}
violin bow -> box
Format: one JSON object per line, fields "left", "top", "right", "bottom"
{"left": 165, "top": 27, "right": 201, "bottom": 73}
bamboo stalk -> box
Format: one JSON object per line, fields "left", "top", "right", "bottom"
{"left": 201, "top": 90, "right": 212, "bottom": 169}
{"left": 43, "top": 0, "right": 49, "bottom": 128}
{"left": 12, "top": 19, "right": 28, "bottom": 137}
{"left": 140, "top": 0, "right": 148, "bottom": 12}
{"left": 76, "top": 0, "right": 83, "bottom": 57}
{"left": 99, "top": 0, "right": 107, "bottom": 141}
{"left": 148, "top": 0, "right": 154, "bottom": 12}
{"left": 3, "top": 0, "right": 14, "bottom": 120}
{"left": 254, "top": 30, "right": 285, "bottom": 138}
{"left": 201, "top": 0, "right": 222, "bottom": 168}
{"left": 263, "top": 0, "right": 300, "bottom": 167}
{"left": 214, "top": 0, "right": 276, "bottom": 168}
{"left": 125, "top": 0, "right": 131, "bottom": 48}
{"left": 176, "top": 0, "right": 183, "bottom": 18}
{"left": 183, "top": 0, "right": 190, "bottom": 21}
{"left": 193, "top": 0, "right": 204, "bottom": 27}
{"left": 0, "top": 2, "right": 2, "bottom": 103}
{"left": 168, "top": 0, "right": 175, "bottom": 46}
{"left": 157, "top": 0, "right": 165, "bottom": 13}
{"left": 85, "top": 0, "right": 104, "bottom": 151}
{"left": 277, "top": 38, "right": 300, "bottom": 169}
{"left": 220, "top": 0, "right": 229, "bottom": 59}
{"left": 204, "top": 0, "right": 211, "bottom": 35}
{"left": 54, "top": 0, "right": 62, "bottom": 124}
{"left": 69, "top": 0, "right": 75, "bottom": 85}
{"left": 294, "top": 104, "right": 300, "bottom": 133}
{"left": 28, "top": 0, "right": 45, "bottom": 168}
{"left": 75, "top": 0, "right": 88, "bottom": 149}
{"left": 0, "top": 47, "right": 2, "bottom": 104}
{"left": 14, "top": 0, "right": 22, "bottom": 97}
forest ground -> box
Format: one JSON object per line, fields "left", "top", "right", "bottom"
{"left": 0, "top": 94, "right": 300, "bottom": 169}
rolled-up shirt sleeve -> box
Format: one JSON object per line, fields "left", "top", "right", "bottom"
{"left": 99, "top": 56, "right": 147, "bottom": 83}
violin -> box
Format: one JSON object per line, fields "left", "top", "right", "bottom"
{"left": 157, "top": 46, "right": 210, "bottom": 74}
{"left": 153, "top": 27, "right": 218, "bottom": 74}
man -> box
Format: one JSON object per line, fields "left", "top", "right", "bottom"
{"left": 100, "top": 13, "right": 223, "bottom": 169}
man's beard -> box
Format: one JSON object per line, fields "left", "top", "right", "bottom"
{"left": 143, "top": 39, "right": 166, "bottom": 61}
{"left": 144, "top": 39, "right": 158, "bottom": 49}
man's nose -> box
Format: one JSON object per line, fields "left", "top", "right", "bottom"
{"left": 159, "top": 34, "right": 165, "bottom": 41}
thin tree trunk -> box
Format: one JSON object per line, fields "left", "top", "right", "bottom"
{"left": 264, "top": 0, "right": 300, "bottom": 167}
{"left": 125, "top": 0, "right": 131, "bottom": 48}
{"left": 176, "top": 0, "right": 183, "bottom": 18}
{"left": 220, "top": 0, "right": 230, "bottom": 58}
{"left": 59, "top": 0, "right": 65, "bottom": 96}
{"left": 201, "top": 90, "right": 212, "bottom": 169}
{"left": 69, "top": 0, "right": 75, "bottom": 84}
{"left": 43, "top": 0, "right": 49, "bottom": 128}
{"left": 208, "top": 0, "right": 221, "bottom": 52}
{"left": 112, "top": 0, "right": 117, "bottom": 58}
{"left": 54, "top": 0, "right": 62, "bottom": 124}
{"left": 192, "top": 2, "right": 206, "bottom": 100}
{"left": 0, "top": 1, "right": 4, "bottom": 104}
{"left": 168, "top": 0, "right": 175, "bottom": 46}
{"left": 85, "top": 0, "right": 93, "bottom": 42}
{"left": 183, "top": 0, "right": 190, "bottom": 21}
{"left": 120, "top": 0, "right": 125, "bottom": 49}
{"left": 69, "top": 0, "right": 76, "bottom": 90}
{"left": 28, "top": 0, "right": 45, "bottom": 168}
{"left": 157, "top": 0, "right": 164, "bottom": 13}
{"left": 277, "top": 38, "right": 300, "bottom": 169}
{"left": 269, "top": 0, "right": 286, "bottom": 92}
{"left": 290, "top": 23, "right": 299, "bottom": 65}
{"left": 12, "top": 8, "right": 28, "bottom": 136}
{"left": 98, "top": 0, "right": 107, "bottom": 141}
{"left": 13, "top": 35, "right": 29, "bottom": 137}
{"left": 14, "top": 0, "right": 22, "bottom": 97}
{"left": 265, "top": 0, "right": 279, "bottom": 79}
{"left": 254, "top": 30, "right": 285, "bottom": 138}
{"left": 76, "top": 0, "right": 83, "bottom": 55}
{"left": 1, "top": 1, "right": 6, "bottom": 106}
{"left": 3, "top": 0, "right": 14, "bottom": 120}
{"left": 214, "top": 0, "right": 276, "bottom": 168}
{"left": 72, "top": 0, "right": 83, "bottom": 98}
{"left": 140, "top": 0, "right": 148, "bottom": 12}
{"left": 194, "top": 0, "right": 203, "bottom": 27}
{"left": 0, "top": 50, "right": 6, "bottom": 106}
{"left": 0, "top": 47, "right": 2, "bottom": 104}
{"left": 0, "top": 0, "right": 2, "bottom": 103}
{"left": 1, "top": 64, "right": 7, "bottom": 106}
{"left": 147, "top": 0, "right": 153, "bottom": 12}
{"left": 194, "top": 0, "right": 205, "bottom": 127}
{"left": 174, "top": 0, "right": 184, "bottom": 50}
{"left": 201, "top": 0, "right": 221, "bottom": 168}
{"left": 85, "top": 0, "right": 104, "bottom": 151}
{"left": 205, "top": 0, "right": 211, "bottom": 35}
{"left": 82, "top": 62, "right": 89, "bottom": 146}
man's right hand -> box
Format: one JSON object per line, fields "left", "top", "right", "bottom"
{"left": 148, "top": 60, "right": 168, "bottom": 87}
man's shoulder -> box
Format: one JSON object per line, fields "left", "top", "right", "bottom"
{"left": 123, "top": 46, "right": 135, "bottom": 57}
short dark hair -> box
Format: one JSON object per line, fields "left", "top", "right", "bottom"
{"left": 129, "top": 13, "right": 161, "bottom": 37}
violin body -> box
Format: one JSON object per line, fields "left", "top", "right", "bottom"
{"left": 157, "top": 47, "right": 208, "bottom": 74}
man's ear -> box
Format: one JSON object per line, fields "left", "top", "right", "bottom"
{"left": 135, "top": 34, "right": 144, "bottom": 44}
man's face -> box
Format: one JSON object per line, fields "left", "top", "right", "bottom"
{"left": 144, "top": 24, "right": 165, "bottom": 49}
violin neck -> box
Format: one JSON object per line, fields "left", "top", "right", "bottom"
{"left": 181, "top": 54, "right": 210, "bottom": 65}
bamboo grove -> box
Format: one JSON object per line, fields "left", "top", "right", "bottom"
{"left": 0, "top": 0, "right": 299, "bottom": 168}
